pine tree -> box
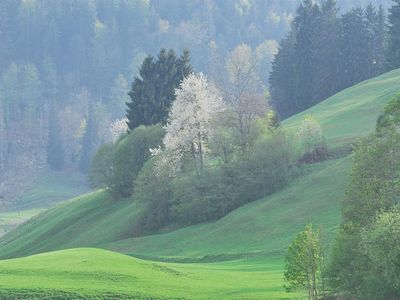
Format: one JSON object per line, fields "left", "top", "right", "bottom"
{"left": 312, "top": 0, "right": 340, "bottom": 102}
{"left": 293, "top": 0, "right": 320, "bottom": 111}
{"left": 46, "top": 108, "right": 64, "bottom": 170}
{"left": 375, "top": 5, "right": 388, "bottom": 74}
{"left": 364, "top": 4, "right": 387, "bottom": 78}
{"left": 338, "top": 8, "right": 370, "bottom": 89}
{"left": 269, "top": 31, "right": 297, "bottom": 118}
{"left": 126, "top": 49, "right": 192, "bottom": 131}
{"left": 387, "top": 0, "right": 400, "bottom": 69}
{"left": 177, "top": 48, "right": 193, "bottom": 81}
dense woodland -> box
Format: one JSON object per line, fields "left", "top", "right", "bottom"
{"left": 0, "top": 0, "right": 393, "bottom": 204}
{"left": 0, "top": 0, "right": 296, "bottom": 202}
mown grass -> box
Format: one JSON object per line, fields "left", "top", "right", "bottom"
{"left": 285, "top": 69, "right": 400, "bottom": 149}
{"left": 0, "top": 248, "right": 304, "bottom": 299}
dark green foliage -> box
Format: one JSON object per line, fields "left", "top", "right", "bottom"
{"left": 293, "top": 0, "right": 319, "bottom": 111}
{"left": 270, "top": 0, "right": 388, "bottom": 118}
{"left": 46, "top": 110, "right": 64, "bottom": 171}
{"left": 126, "top": 49, "right": 192, "bottom": 131}
{"left": 111, "top": 125, "right": 164, "bottom": 198}
{"left": 338, "top": 7, "right": 371, "bottom": 88}
{"left": 387, "top": 0, "right": 400, "bottom": 69}
{"left": 134, "top": 159, "right": 172, "bottom": 233}
{"left": 312, "top": 0, "right": 341, "bottom": 103}
{"left": 134, "top": 130, "right": 298, "bottom": 233}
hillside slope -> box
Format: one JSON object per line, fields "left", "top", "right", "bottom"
{"left": 0, "top": 248, "right": 301, "bottom": 299}
{"left": 0, "top": 69, "right": 399, "bottom": 261}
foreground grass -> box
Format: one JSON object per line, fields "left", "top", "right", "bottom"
{"left": 0, "top": 248, "right": 303, "bottom": 299}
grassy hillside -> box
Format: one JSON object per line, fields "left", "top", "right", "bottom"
{"left": 0, "top": 248, "right": 302, "bottom": 299}
{"left": 107, "top": 157, "right": 350, "bottom": 260}
{"left": 0, "top": 191, "right": 141, "bottom": 259}
{"left": 0, "top": 157, "right": 350, "bottom": 260}
{"left": 285, "top": 69, "right": 400, "bottom": 149}
{"left": 0, "top": 69, "right": 399, "bottom": 300}
{"left": 0, "top": 171, "right": 88, "bottom": 237}
{"left": 1, "top": 69, "right": 399, "bottom": 261}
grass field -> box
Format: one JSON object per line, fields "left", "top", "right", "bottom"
{"left": 0, "top": 69, "right": 399, "bottom": 299}
{"left": 0, "top": 248, "right": 304, "bottom": 299}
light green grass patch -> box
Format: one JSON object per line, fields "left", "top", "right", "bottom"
{"left": 0, "top": 248, "right": 304, "bottom": 299}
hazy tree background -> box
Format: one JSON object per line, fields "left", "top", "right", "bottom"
{"left": 0, "top": 0, "right": 392, "bottom": 204}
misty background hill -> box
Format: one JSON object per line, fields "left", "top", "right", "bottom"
{"left": 0, "top": 0, "right": 392, "bottom": 205}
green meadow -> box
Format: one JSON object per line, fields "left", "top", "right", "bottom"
{"left": 0, "top": 69, "right": 399, "bottom": 299}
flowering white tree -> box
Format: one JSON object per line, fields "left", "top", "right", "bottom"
{"left": 163, "top": 73, "right": 225, "bottom": 174}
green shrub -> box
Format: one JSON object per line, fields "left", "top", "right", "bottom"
{"left": 111, "top": 125, "right": 164, "bottom": 198}
{"left": 88, "top": 143, "right": 114, "bottom": 190}
{"left": 134, "top": 129, "right": 299, "bottom": 233}
{"left": 89, "top": 125, "right": 164, "bottom": 199}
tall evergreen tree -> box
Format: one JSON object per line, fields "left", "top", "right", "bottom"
{"left": 312, "top": 0, "right": 341, "bottom": 102}
{"left": 387, "top": 0, "right": 400, "bottom": 69}
{"left": 365, "top": 4, "right": 387, "bottom": 77}
{"left": 126, "top": 49, "right": 192, "bottom": 131}
{"left": 338, "top": 7, "right": 370, "bottom": 89}
{"left": 269, "top": 32, "right": 297, "bottom": 118}
{"left": 270, "top": 1, "right": 389, "bottom": 119}
{"left": 293, "top": 0, "right": 320, "bottom": 111}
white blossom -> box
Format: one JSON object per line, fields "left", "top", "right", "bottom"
{"left": 163, "top": 73, "right": 225, "bottom": 172}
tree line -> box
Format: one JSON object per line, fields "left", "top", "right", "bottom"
{"left": 270, "top": 0, "right": 400, "bottom": 118}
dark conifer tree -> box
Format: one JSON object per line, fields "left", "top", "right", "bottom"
{"left": 365, "top": 4, "right": 387, "bottom": 77}
{"left": 126, "top": 49, "right": 192, "bottom": 131}
{"left": 338, "top": 7, "right": 370, "bottom": 88}
{"left": 269, "top": 32, "right": 297, "bottom": 118}
{"left": 387, "top": 0, "right": 400, "bottom": 69}
{"left": 177, "top": 49, "right": 193, "bottom": 80}
{"left": 313, "top": 0, "right": 341, "bottom": 102}
{"left": 375, "top": 5, "right": 388, "bottom": 74}
{"left": 270, "top": 1, "right": 389, "bottom": 119}
{"left": 293, "top": 0, "right": 320, "bottom": 111}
